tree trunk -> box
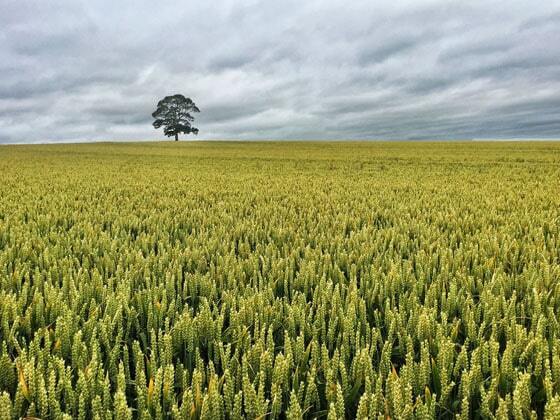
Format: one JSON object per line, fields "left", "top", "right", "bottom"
{"left": 175, "top": 133, "right": 178, "bottom": 141}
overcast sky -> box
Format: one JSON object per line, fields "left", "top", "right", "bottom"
{"left": 1, "top": 0, "right": 560, "bottom": 143}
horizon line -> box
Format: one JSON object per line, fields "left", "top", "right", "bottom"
{"left": 2, "top": 137, "right": 560, "bottom": 146}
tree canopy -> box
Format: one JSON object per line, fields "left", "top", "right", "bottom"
{"left": 152, "top": 94, "right": 200, "bottom": 141}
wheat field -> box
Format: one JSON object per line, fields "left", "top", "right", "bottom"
{"left": 0, "top": 141, "right": 559, "bottom": 419}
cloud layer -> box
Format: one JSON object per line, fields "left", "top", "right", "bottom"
{"left": 1, "top": 0, "right": 560, "bottom": 143}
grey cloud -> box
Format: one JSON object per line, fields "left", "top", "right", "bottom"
{"left": 358, "top": 38, "right": 419, "bottom": 65}
{"left": 1, "top": 0, "right": 560, "bottom": 143}
{"left": 208, "top": 53, "right": 258, "bottom": 72}
{"left": 518, "top": 11, "right": 560, "bottom": 31}
{"left": 402, "top": 78, "right": 457, "bottom": 95}
{"left": 437, "top": 41, "right": 513, "bottom": 63}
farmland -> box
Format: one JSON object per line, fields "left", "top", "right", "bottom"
{"left": 0, "top": 141, "right": 560, "bottom": 419}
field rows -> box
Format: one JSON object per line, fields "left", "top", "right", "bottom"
{"left": 0, "top": 141, "right": 559, "bottom": 419}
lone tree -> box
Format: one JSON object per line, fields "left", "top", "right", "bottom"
{"left": 152, "top": 94, "right": 200, "bottom": 141}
